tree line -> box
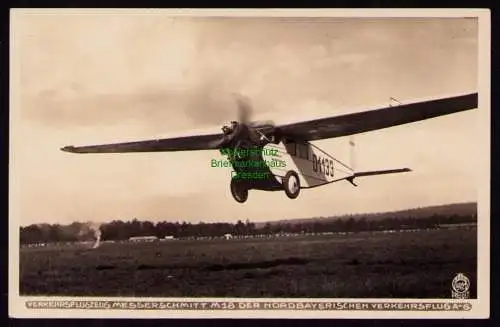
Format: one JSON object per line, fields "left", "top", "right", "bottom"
{"left": 19, "top": 213, "right": 476, "bottom": 244}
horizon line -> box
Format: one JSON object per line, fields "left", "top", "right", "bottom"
{"left": 19, "top": 201, "right": 477, "bottom": 228}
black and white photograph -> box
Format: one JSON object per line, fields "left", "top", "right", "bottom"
{"left": 9, "top": 9, "right": 490, "bottom": 319}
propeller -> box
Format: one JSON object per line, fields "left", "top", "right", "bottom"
{"left": 233, "top": 93, "right": 253, "bottom": 125}
{"left": 212, "top": 94, "right": 255, "bottom": 149}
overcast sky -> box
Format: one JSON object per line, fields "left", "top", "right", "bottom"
{"left": 11, "top": 13, "right": 479, "bottom": 226}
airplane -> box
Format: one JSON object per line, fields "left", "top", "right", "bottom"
{"left": 61, "top": 92, "right": 478, "bottom": 203}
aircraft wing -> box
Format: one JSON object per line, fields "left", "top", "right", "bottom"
{"left": 277, "top": 92, "right": 478, "bottom": 141}
{"left": 61, "top": 92, "right": 477, "bottom": 154}
{"left": 61, "top": 133, "right": 225, "bottom": 154}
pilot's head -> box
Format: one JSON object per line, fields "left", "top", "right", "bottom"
{"left": 222, "top": 126, "right": 231, "bottom": 135}
{"left": 230, "top": 121, "right": 238, "bottom": 128}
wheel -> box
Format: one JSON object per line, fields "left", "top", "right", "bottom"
{"left": 230, "top": 178, "right": 248, "bottom": 203}
{"left": 282, "top": 171, "right": 300, "bottom": 199}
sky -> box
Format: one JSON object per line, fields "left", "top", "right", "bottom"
{"left": 11, "top": 12, "right": 480, "bottom": 225}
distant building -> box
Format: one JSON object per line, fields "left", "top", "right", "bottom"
{"left": 164, "top": 236, "right": 175, "bottom": 240}
{"left": 224, "top": 233, "right": 233, "bottom": 240}
{"left": 438, "top": 223, "right": 477, "bottom": 229}
{"left": 129, "top": 236, "right": 158, "bottom": 242}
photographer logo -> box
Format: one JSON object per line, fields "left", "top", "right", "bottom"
{"left": 451, "top": 273, "right": 470, "bottom": 299}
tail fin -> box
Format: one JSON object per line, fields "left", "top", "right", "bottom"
{"left": 345, "top": 136, "right": 411, "bottom": 187}
{"left": 349, "top": 136, "right": 356, "bottom": 173}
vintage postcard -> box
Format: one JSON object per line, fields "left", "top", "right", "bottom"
{"left": 9, "top": 8, "right": 490, "bottom": 318}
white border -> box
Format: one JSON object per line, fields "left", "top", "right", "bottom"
{"left": 9, "top": 8, "right": 491, "bottom": 319}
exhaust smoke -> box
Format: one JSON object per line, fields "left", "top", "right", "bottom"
{"left": 92, "top": 227, "right": 102, "bottom": 249}
{"left": 78, "top": 221, "right": 102, "bottom": 249}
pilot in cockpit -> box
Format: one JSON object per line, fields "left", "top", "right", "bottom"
{"left": 220, "top": 121, "right": 239, "bottom": 148}
{"left": 222, "top": 121, "right": 239, "bottom": 135}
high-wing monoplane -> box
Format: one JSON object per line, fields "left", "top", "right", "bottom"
{"left": 61, "top": 92, "right": 478, "bottom": 203}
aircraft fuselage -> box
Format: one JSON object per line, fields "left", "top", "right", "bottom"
{"left": 220, "top": 136, "right": 354, "bottom": 193}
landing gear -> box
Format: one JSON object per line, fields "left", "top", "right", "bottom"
{"left": 283, "top": 171, "right": 300, "bottom": 199}
{"left": 230, "top": 178, "right": 248, "bottom": 203}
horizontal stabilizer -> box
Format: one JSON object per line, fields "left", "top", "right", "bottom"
{"left": 353, "top": 168, "right": 412, "bottom": 177}
{"left": 345, "top": 168, "right": 411, "bottom": 187}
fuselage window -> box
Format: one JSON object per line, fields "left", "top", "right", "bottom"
{"left": 296, "top": 142, "right": 309, "bottom": 160}
{"left": 285, "top": 141, "right": 296, "bottom": 156}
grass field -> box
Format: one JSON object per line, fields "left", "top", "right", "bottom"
{"left": 19, "top": 228, "right": 477, "bottom": 298}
